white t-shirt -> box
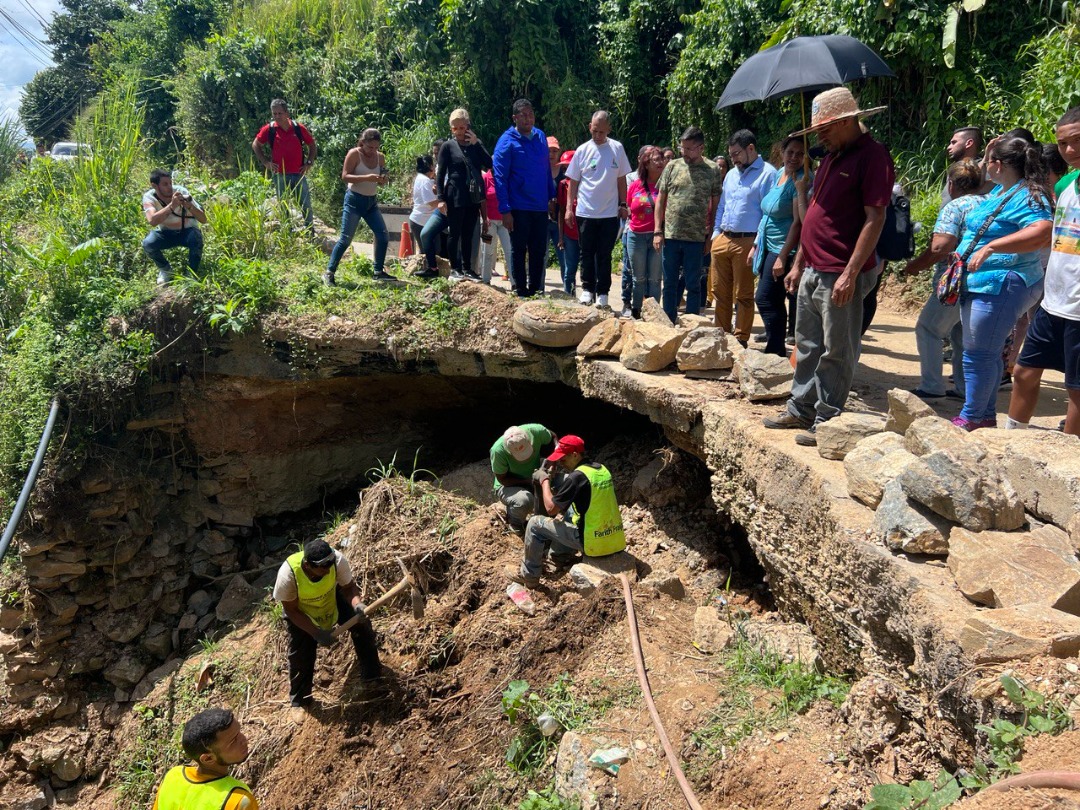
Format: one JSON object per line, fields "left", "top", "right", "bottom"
{"left": 566, "top": 138, "right": 632, "bottom": 219}
{"left": 411, "top": 173, "right": 438, "bottom": 226}
{"left": 272, "top": 550, "right": 354, "bottom": 602}
{"left": 1043, "top": 182, "right": 1080, "bottom": 321}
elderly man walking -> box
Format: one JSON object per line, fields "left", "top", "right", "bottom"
{"left": 710, "top": 129, "right": 776, "bottom": 346}
{"left": 493, "top": 98, "right": 558, "bottom": 297}
{"left": 565, "top": 111, "right": 632, "bottom": 307}
{"left": 763, "top": 88, "right": 894, "bottom": 446}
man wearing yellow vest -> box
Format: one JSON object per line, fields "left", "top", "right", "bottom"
{"left": 272, "top": 539, "right": 381, "bottom": 708}
{"left": 509, "top": 434, "right": 625, "bottom": 588}
{"left": 152, "top": 707, "right": 256, "bottom": 810}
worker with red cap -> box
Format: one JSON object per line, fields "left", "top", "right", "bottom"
{"left": 508, "top": 435, "right": 626, "bottom": 587}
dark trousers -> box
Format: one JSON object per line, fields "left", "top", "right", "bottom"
{"left": 578, "top": 217, "right": 620, "bottom": 296}
{"left": 447, "top": 202, "right": 481, "bottom": 275}
{"left": 142, "top": 227, "right": 203, "bottom": 273}
{"left": 509, "top": 209, "right": 549, "bottom": 296}
{"left": 755, "top": 250, "right": 794, "bottom": 357}
{"left": 861, "top": 268, "right": 884, "bottom": 335}
{"left": 285, "top": 590, "right": 381, "bottom": 706}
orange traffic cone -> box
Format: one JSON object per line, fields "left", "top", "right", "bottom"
{"left": 399, "top": 221, "right": 414, "bottom": 258}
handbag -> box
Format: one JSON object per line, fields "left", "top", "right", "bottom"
{"left": 936, "top": 189, "right": 1017, "bottom": 306}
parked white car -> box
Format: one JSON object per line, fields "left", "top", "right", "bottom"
{"left": 47, "top": 142, "right": 92, "bottom": 161}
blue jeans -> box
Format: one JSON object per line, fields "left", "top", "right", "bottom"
{"left": 421, "top": 210, "right": 449, "bottom": 272}
{"left": 548, "top": 220, "right": 565, "bottom": 282}
{"left": 621, "top": 228, "right": 632, "bottom": 308}
{"left": 960, "top": 271, "right": 1044, "bottom": 422}
{"left": 754, "top": 251, "right": 791, "bottom": 357}
{"left": 915, "top": 266, "right": 965, "bottom": 397}
{"left": 787, "top": 268, "right": 876, "bottom": 424}
{"left": 274, "top": 173, "right": 314, "bottom": 230}
{"left": 562, "top": 235, "right": 581, "bottom": 293}
{"left": 328, "top": 190, "right": 388, "bottom": 274}
{"left": 661, "top": 239, "right": 705, "bottom": 322}
{"left": 627, "top": 230, "right": 661, "bottom": 313}
{"left": 142, "top": 227, "right": 203, "bottom": 276}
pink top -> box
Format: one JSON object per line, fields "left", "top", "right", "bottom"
{"left": 627, "top": 178, "right": 659, "bottom": 233}
{"left": 483, "top": 171, "right": 502, "bottom": 221}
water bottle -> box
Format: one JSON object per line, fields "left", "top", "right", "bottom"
{"left": 506, "top": 582, "right": 536, "bottom": 616}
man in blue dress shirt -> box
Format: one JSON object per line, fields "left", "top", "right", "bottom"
{"left": 709, "top": 130, "right": 777, "bottom": 346}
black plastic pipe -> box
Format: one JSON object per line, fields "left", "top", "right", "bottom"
{"left": 0, "top": 398, "right": 61, "bottom": 564}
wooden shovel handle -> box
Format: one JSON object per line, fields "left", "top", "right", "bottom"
{"left": 331, "top": 576, "right": 410, "bottom": 638}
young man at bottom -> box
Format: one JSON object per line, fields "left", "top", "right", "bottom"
{"left": 152, "top": 708, "right": 256, "bottom": 810}
{"left": 509, "top": 435, "right": 625, "bottom": 587}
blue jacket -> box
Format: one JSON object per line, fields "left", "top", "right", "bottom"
{"left": 492, "top": 125, "right": 557, "bottom": 214}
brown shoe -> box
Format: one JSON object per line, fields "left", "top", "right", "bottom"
{"left": 505, "top": 566, "right": 541, "bottom": 588}
{"left": 762, "top": 411, "right": 812, "bottom": 430}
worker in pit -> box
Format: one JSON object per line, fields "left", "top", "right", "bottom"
{"left": 508, "top": 434, "right": 626, "bottom": 587}
{"left": 490, "top": 423, "right": 555, "bottom": 535}
{"left": 272, "top": 539, "right": 381, "bottom": 708}
{"left": 152, "top": 707, "right": 257, "bottom": 810}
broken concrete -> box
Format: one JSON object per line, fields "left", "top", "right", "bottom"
{"left": 577, "top": 318, "right": 629, "bottom": 358}
{"left": 816, "top": 413, "right": 887, "bottom": 461}
{"left": 947, "top": 525, "right": 1080, "bottom": 613}
{"left": 740, "top": 620, "right": 822, "bottom": 670}
{"left": 734, "top": 349, "right": 793, "bottom": 401}
{"left": 903, "top": 416, "right": 969, "bottom": 456}
{"left": 958, "top": 603, "right": 1080, "bottom": 663}
{"left": 512, "top": 301, "right": 602, "bottom": 348}
{"left": 693, "top": 606, "right": 734, "bottom": 653}
{"left": 568, "top": 552, "right": 638, "bottom": 593}
{"left": 676, "top": 327, "right": 733, "bottom": 372}
{"left": 619, "top": 322, "right": 685, "bottom": 373}
{"left": 873, "top": 480, "right": 952, "bottom": 556}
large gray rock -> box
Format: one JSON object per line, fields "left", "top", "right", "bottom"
{"left": 693, "top": 606, "right": 733, "bottom": 653}
{"left": 513, "top": 301, "right": 602, "bottom": 348}
{"left": 958, "top": 603, "right": 1080, "bottom": 663}
{"left": 619, "top": 322, "right": 685, "bottom": 372}
{"left": 735, "top": 349, "right": 793, "bottom": 401}
{"left": 816, "top": 413, "right": 887, "bottom": 461}
{"left": 897, "top": 444, "right": 1025, "bottom": 532}
{"left": 216, "top": 574, "right": 262, "bottom": 623}
{"left": 676, "top": 327, "right": 734, "bottom": 372}
{"left": 844, "top": 433, "right": 919, "bottom": 508}
{"left": 873, "top": 480, "right": 952, "bottom": 556}
{"left": 993, "top": 431, "right": 1080, "bottom": 532}
{"left": 948, "top": 525, "right": 1080, "bottom": 614}
{"left": 885, "top": 389, "right": 935, "bottom": 434}
{"left": 569, "top": 552, "right": 637, "bottom": 593}
{"left": 639, "top": 297, "right": 674, "bottom": 327}
{"left": 577, "top": 318, "right": 629, "bottom": 358}
{"left": 104, "top": 653, "right": 147, "bottom": 690}
{"left": 904, "top": 416, "right": 969, "bottom": 456}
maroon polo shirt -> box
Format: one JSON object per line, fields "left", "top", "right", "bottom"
{"left": 802, "top": 132, "right": 894, "bottom": 274}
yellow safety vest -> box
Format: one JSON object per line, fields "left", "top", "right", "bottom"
{"left": 154, "top": 765, "right": 253, "bottom": 810}
{"left": 287, "top": 550, "right": 338, "bottom": 630}
{"left": 572, "top": 464, "right": 626, "bottom": 557}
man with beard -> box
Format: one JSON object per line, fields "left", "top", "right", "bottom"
{"left": 152, "top": 708, "right": 257, "bottom": 809}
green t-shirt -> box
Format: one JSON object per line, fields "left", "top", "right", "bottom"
{"left": 1055, "top": 169, "right": 1079, "bottom": 200}
{"left": 658, "top": 157, "right": 723, "bottom": 243}
{"left": 490, "top": 423, "right": 553, "bottom": 489}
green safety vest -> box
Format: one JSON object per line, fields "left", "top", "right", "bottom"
{"left": 287, "top": 550, "right": 338, "bottom": 630}
{"left": 155, "top": 765, "right": 252, "bottom": 810}
{"left": 572, "top": 463, "right": 626, "bottom": 557}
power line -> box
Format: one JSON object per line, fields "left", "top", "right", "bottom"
{"left": 0, "top": 6, "right": 52, "bottom": 54}
{"left": 13, "top": 0, "right": 49, "bottom": 29}
{"left": 0, "top": 22, "right": 52, "bottom": 67}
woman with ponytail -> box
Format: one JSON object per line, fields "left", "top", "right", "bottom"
{"left": 951, "top": 135, "right": 1053, "bottom": 430}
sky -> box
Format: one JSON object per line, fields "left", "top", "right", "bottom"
{"left": 0, "top": 0, "right": 63, "bottom": 133}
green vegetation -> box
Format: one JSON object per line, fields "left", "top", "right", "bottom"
{"left": 519, "top": 785, "right": 582, "bottom": 810}
{"left": 688, "top": 635, "right": 849, "bottom": 765}
{"left": 862, "top": 674, "right": 1074, "bottom": 809}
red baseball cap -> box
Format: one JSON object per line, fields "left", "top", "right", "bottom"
{"left": 547, "top": 435, "right": 585, "bottom": 462}
{"left": 559, "top": 150, "right": 575, "bottom": 165}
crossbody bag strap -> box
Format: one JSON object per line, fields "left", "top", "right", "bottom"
{"left": 959, "top": 188, "right": 1020, "bottom": 263}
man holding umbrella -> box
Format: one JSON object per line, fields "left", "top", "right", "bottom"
{"left": 762, "top": 87, "right": 894, "bottom": 446}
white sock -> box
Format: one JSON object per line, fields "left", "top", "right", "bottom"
{"left": 1004, "top": 416, "right": 1029, "bottom": 430}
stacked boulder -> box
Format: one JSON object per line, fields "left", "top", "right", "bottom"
{"left": 841, "top": 388, "right": 1080, "bottom": 664}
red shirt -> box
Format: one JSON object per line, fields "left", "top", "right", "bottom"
{"left": 558, "top": 177, "right": 579, "bottom": 240}
{"left": 801, "top": 132, "right": 894, "bottom": 273}
{"left": 255, "top": 120, "right": 315, "bottom": 175}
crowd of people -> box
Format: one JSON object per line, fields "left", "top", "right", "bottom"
{"left": 140, "top": 91, "right": 1080, "bottom": 444}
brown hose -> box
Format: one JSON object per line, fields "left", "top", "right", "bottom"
{"left": 619, "top": 572, "right": 705, "bottom": 810}
{"left": 981, "top": 771, "right": 1080, "bottom": 793}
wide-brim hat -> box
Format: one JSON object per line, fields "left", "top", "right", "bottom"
{"left": 790, "top": 87, "right": 886, "bottom": 137}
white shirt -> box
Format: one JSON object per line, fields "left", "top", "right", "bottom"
{"left": 565, "top": 138, "right": 632, "bottom": 219}
{"left": 141, "top": 185, "right": 202, "bottom": 231}
{"left": 1043, "top": 182, "right": 1080, "bottom": 321}
{"left": 272, "top": 551, "right": 354, "bottom": 602}
{"left": 411, "top": 173, "right": 438, "bottom": 226}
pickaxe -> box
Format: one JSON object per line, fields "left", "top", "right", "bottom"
{"left": 332, "top": 557, "right": 425, "bottom": 637}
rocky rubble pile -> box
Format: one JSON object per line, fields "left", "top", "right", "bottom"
{"left": 836, "top": 388, "right": 1080, "bottom": 665}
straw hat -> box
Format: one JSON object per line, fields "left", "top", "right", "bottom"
{"left": 790, "top": 87, "right": 886, "bottom": 136}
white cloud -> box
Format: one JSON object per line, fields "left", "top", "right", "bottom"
{"left": 0, "top": 1, "right": 64, "bottom": 132}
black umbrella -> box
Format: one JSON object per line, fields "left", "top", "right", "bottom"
{"left": 715, "top": 35, "right": 894, "bottom": 111}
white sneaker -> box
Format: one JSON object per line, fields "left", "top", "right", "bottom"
{"left": 579, "top": 290, "right": 594, "bottom": 305}
{"left": 597, "top": 294, "right": 609, "bottom": 308}
{"left": 620, "top": 307, "right": 633, "bottom": 319}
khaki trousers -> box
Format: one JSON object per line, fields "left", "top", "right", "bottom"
{"left": 709, "top": 234, "right": 756, "bottom": 342}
